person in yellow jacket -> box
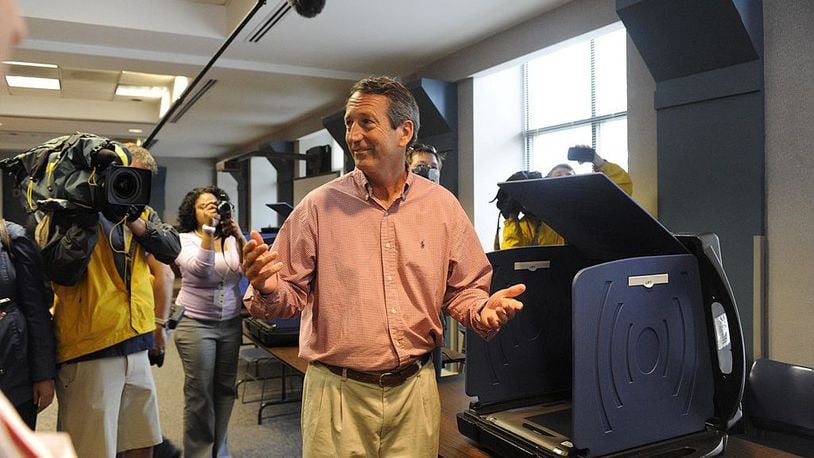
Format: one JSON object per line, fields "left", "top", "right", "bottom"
{"left": 41, "top": 144, "right": 180, "bottom": 458}
{"left": 500, "top": 147, "right": 632, "bottom": 249}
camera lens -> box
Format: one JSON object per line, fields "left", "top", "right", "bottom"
{"left": 217, "top": 200, "right": 232, "bottom": 219}
{"left": 112, "top": 170, "right": 141, "bottom": 201}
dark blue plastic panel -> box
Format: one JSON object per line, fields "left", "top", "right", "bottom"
{"left": 466, "top": 246, "right": 591, "bottom": 405}
{"left": 499, "top": 174, "right": 688, "bottom": 263}
{"left": 572, "top": 254, "right": 715, "bottom": 456}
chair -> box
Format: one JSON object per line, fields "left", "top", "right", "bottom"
{"left": 236, "top": 346, "right": 276, "bottom": 404}
{"left": 745, "top": 358, "right": 814, "bottom": 456}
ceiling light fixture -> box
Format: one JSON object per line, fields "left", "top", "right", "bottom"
{"left": 115, "top": 85, "right": 168, "bottom": 98}
{"left": 5, "top": 75, "right": 61, "bottom": 90}
{"left": 2, "top": 61, "right": 58, "bottom": 68}
{"left": 128, "top": 128, "right": 143, "bottom": 134}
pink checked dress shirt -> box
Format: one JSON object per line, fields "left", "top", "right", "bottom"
{"left": 245, "top": 168, "right": 495, "bottom": 372}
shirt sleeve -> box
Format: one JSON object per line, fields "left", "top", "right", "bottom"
{"left": 133, "top": 207, "right": 181, "bottom": 265}
{"left": 40, "top": 211, "right": 99, "bottom": 286}
{"left": 598, "top": 160, "right": 633, "bottom": 196}
{"left": 243, "top": 203, "right": 315, "bottom": 320}
{"left": 175, "top": 234, "right": 215, "bottom": 277}
{"left": 442, "top": 204, "right": 496, "bottom": 341}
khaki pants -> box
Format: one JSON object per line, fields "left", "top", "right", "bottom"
{"left": 56, "top": 351, "right": 162, "bottom": 458}
{"left": 301, "top": 361, "right": 440, "bottom": 458}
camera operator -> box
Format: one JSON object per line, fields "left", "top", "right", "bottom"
{"left": 498, "top": 146, "right": 632, "bottom": 249}
{"left": 172, "top": 186, "right": 245, "bottom": 457}
{"left": 42, "top": 144, "right": 180, "bottom": 458}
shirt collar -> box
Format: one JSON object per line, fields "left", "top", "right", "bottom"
{"left": 349, "top": 166, "right": 414, "bottom": 202}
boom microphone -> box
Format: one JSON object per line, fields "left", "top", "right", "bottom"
{"left": 287, "top": 0, "right": 325, "bottom": 18}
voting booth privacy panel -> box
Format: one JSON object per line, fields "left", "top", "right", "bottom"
{"left": 457, "top": 174, "right": 746, "bottom": 457}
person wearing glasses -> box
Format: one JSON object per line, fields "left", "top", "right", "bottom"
{"left": 406, "top": 143, "right": 443, "bottom": 183}
{"left": 242, "top": 76, "right": 525, "bottom": 457}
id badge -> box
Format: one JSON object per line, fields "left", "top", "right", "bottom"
{"left": 214, "top": 281, "right": 226, "bottom": 309}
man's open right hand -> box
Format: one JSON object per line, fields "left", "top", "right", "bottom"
{"left": 242, "top": 231, "right": 284, "bottom": 295}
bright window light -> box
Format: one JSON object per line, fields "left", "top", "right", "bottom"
{"left": 172, "top": 76, "right": 189, "bottom": 101}
{"left": 115, "top": 85, "right": 168, "bottom": 98}
{"left": 524, "top": 25, "right": 628, "bottom": 173}
{"left": 2, "top": 61, "right": 58, "bottom": 68}
{"left": 5, "top": 75, "right": 61, "bottom": 90}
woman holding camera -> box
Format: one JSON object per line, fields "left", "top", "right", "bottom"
{"left": 174, "top": 186, "right": 246, "bottom": 458}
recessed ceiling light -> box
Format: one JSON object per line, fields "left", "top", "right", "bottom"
{"left": 2, "top": 61, "right": 58, "bottom": 68}
{"left": 116, "top": 85, "right": 168, "bottom": 98}
{"left": 5, "top": 75, "right": 61, "bottom": 90}
{"left": 128, "top": 128, "right": 143, "bottom": 134}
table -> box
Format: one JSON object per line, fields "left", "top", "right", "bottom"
{"left": 240, "top": 332, "right": 794, "bottom": 457}
{"left": 242, "top": 323, "right": 304, "bottom": 424}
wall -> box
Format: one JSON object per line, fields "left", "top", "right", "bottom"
{"left": 763, "top": 1, "right": 814, "bottom": 367}
{"left": 626, "top": 34, "right": 658, "bottom": 217}
{"left": 471, "top": 67, "right": 525, "bottom": 251}
{"left": 249, "top": 156, "right": 277, "bottom": 231}
{"left": 156, "top": 156, "right": 215, "bottom": 225}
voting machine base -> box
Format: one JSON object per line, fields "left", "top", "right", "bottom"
{"left": 457, "top": 174, "right": 745, "bottom": 457}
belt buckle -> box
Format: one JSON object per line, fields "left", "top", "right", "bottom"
{"left": 378, "top": 371, "right": 394, "bottom": 387}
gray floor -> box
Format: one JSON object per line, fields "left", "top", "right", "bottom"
{"left": 36, "top": 335, "right": 304, "bottom": 457}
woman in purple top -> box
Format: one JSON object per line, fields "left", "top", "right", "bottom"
{"left": 173, "top": 186, "right": 245, "bottom": 458}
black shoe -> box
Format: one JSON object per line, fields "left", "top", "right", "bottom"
{"left": 153, "top": 437, "right": 182, "bottom": 458}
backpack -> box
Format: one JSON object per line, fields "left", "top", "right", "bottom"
{"left": 0, "top": 133, "right": 132, "bottom": 215}
{"left": 0, "top": 133, "right": 133, "bottom": 247}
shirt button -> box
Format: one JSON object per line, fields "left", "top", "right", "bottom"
{"left": 387, "top": 275, "right": 393, "bottom": 281}
{"left": 391, "top": 308, "right": 397, "bottom": 314}
{"left": 383, "top": 211, "right": 389, "bottom": 216}
{"left": 385, "top": 242, "right": 391, "bottom": 249}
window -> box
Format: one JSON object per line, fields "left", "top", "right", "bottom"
{"left": 524, "top": 26, "right": 627, "bottom": 175}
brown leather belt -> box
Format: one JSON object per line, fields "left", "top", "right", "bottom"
{"left": 321, "top": 353, "right": 432, "bottom": 387}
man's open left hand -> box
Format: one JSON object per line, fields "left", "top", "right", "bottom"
{"left": 480, "top": 283, "right": 525, "bottom": 329}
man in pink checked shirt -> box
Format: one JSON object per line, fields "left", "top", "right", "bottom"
{"left": 243, "top": 76, "right": 524, "bottom": 457}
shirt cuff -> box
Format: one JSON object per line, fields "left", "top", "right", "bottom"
{"left": 249, "top": 286, "right": 279, "bottom": 318}
{"left": 470, "top": 299, "right": 498, "bottom": 341}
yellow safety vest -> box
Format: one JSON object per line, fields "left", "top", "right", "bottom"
{"left": 53, "top": 216, "right": 155, "bottom": 363}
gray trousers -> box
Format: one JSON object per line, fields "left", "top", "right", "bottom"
{"left": 174, "top": 315, "right": 242, "bottom": 458}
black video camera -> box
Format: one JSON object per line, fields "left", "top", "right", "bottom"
{"left": 214, "top": 194, "right": 234, "bottom": 238}
{"left": 103, "top": 163, "right": 152, "bottom": 208}
{"left": 216, "top": 200, "right": 233, "bottom": 220}
{"left": 567, "top": 145, "right": 596, "bottom": 163}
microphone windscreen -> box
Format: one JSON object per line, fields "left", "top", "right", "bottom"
{"left": 288, "top": 0, "right": 325, "bottom": 18}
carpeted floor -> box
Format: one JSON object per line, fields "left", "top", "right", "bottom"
{"left": 36, "top": 335, "right": 304, "bottom": 457}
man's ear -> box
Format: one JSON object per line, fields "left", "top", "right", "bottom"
{"left": 397, "top": 120, "right": 414, "bottom": 148}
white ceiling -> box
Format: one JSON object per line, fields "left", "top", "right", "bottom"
{"left": 1, "top": 0, "right": 570, "bottom": 159}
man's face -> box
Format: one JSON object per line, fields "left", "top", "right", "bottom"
{"left": 344, "top": 92, "right": 413, "bottom": 175}
{"left": 548, "top": 167, "right": 575, "bottom": 178}
{"left": 0, "top": 0, "right": 26, "bottom": 75}
{"left": 408, "top": 152, "right": 439, "bottom": 171}
{"left": 409, "top": 151, "right": 441, "bottom": 183}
